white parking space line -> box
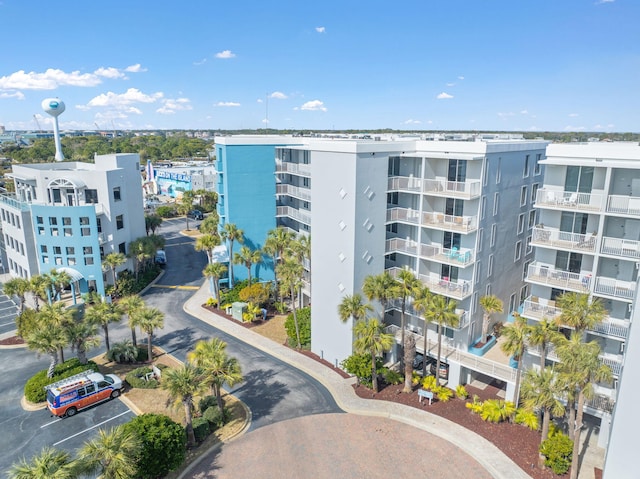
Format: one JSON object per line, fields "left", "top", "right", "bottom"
{"left": 0, "top": 320, "right": 16, "bottom": 327}
{"left": 41, "top": 417, "right": 63, "bottom": 428}
{"left": 52, "top": 410, "right": 133, "bottom": 446}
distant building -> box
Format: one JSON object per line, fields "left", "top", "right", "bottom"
{"left": 153, "top": 163, "right": 216, "bottom": 199}
{"left": 0, "top": 153, "right": 145, "bottom": 297}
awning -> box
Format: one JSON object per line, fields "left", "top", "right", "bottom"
{"left": 56, "top": 267, "right": 84, "bottom": 282}
{"left": 211, "top": 245, "right": 229, "bottom": 264}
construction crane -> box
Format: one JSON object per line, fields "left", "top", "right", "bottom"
{"left": 94, "top": 122, "right": 101, "bottom": 131}
{"left": 33, "top": 114, "right": 42, "bottom": 132}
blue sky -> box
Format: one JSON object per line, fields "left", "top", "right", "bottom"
{"left": 0, "top": 0, "right": 637, "bottom": 132}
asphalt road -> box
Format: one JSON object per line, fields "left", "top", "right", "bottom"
{"left": 0, "top": 216, "right": 340, "bottom": 471}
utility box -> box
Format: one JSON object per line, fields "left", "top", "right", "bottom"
{"left": 231, "top": 302, "right": 247, "bottom": 321}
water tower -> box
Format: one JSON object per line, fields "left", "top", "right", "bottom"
{"left": 41, "top": 98, "right": 66, "bottom": 161}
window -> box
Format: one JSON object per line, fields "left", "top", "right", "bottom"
{"left": 535, "top": 154, "right": 542, "bottom": 175}
{"left": 41, "top": 245, "right": 48, "bottom": 253}
{"left": 490, "top": 224, "right": 497, "bottom": 247}
{"left": 83, "top": 246, "right": 93, "bottom": 255}
{"left": 63, "top": 217, "right": 71, "bottom": 226}
{"left": 64, "top": 228, "right": 72, "bottom": 237}
{"left": 528, "top": 210, "right": 536, "bottom": 229}
{"left": 113, "top": 187, "right": 122, "bottom": 201}
{"left": 81, "top": 227, "right": 91, "bottom": 236}
{"left": 520, "top": 186, "right": 527, "bottom": 206}
{"left": 85, "top": 189, "right": 98, "bottom": 203}
{"left": 488, "top": 254, "right": 494, "bottom": 276}
{"left": 51, "top": 228, "right": 59, "bottom": 236}
{"left": 523, "top": 260, "right": 531, "bottom": 280}
{"left": 523, "top": 155, "right": 530, "bottom": 178}
{"left": 565, "top": 166, "right": 594, "bottom": 193}
{"left": 473, "top": 292, "right": 478, "bottom": 314}
{"left": 531, "top": 183, "right": 539, "bottom": 203}
{"left": 520, "top": 284, "right": 529, "bottom": 302}
{"left": 19, "top": 243, "right": 24, "bottom": 255}
{"left": 80, "top": 217, "right": 90, "bottom": 225}
{"left": 49, "top": 217, "right": 57, "bottom": 226}
{"left": 493, "top": 192, "right": 499, "bottom": 216}
{"left": 475, "top": 261, "right": 481, "bottom": 284}
{"left": 16, "top": 217, "right": 20, "bottom": 229}
{"left": 515, "top": 241, "right": 522, "bottom": 261}
{"left": 509, "top": 293, "right": 517, "bottom": 314}
{"left": 1, "top": 209, "right": 5, "bottom": 221}
{"left": 84, "top": 257, "right": 94, "bottom": 265}
{"left": 481, "top": 196, "right": 487, "bottom": 219}
{"left": 386, "top": 223, "right": 398, "bottom": 234}
{"left": 119, "top": 242, "right": 126, "bottom": 255}
{"left": 38, "top": 227, "right": 45, "bottom": 235}
{"left": 42, "top": 255, "right": 49, "bottom": 264}
{"left": 477, "top": 228, "right": 483, "bottom": 252}
{"left": 526, "top": 235, "right": 532, "bottom": 254}
{"left": 97, "top": 218, "right": 102, "bottom": 233}
{"left": 53, "top": 246, "right": 61, "bottom": 255}
{"left": 55, "top": 257, "right": 63, "bottom": 265}
{"left": 496, "top": 158, "right": 501, "bottom": 184}
{"left": 66, "top": 247, "right": 75, "bottom": 255}
{"left": 517, "top": 214, "right": 525, "bottom": 234}
{"left": 116, "top": 215, "right": 124, "bottom": 230}
{"left": 485, "top": 284, "right": 492, "bottom": 296}
{"left": 483, "top": 158, "right": 489, "bottom": 186}
{"left": 52, "top": 189, "right": 61, "bottom": 203}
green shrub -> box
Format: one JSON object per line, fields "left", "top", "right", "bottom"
{"left": 434, "top": 386, "right": 453, "bottom": 402}
{"left": 135, "top": 346, "right": 149, "bottom": 362}
{"left": 540, "top": 430, "right": 573, "bottom": 475}
{"left": 514, "top": 408, "right": 539, "bottom": 431}
{"left": 465, "top": 395, "right": 484, "bottom": 414}
{"left": 156, "top": 205, "right": 177, "bottom": 218}
{"left": 192, "top": 417, "right": 210, "bottom": 443}
{"left": 238, "top": 282, "right": 270, "bottom": 306}
{"left": 421, "top": 375, "right": 437, "bottom": 391}
{"left": 122, "top": 413, "right": 186, "bottom": 479}
{"left": 15, "top": 308, "right": 39, "bottom": 339}
{"left": 220, "top": 280, "right": 249, "bottom": 305}
{"left": 341, "top": 353, "right": 382, "bottom": 387}
{"left": 202, "top": 406, "right": 230, "bottom": 429}
{"left": 284, "top": 306, "right": 311, "bottom": 348}
{"left": 205, "top": 297, "right": 218, "bottom": 308}
{"left": 455, "top": 384, "right": 469, "bottom": 399}
{"left": 199, "top": 395, "right": 217, "bottom": 414}
{"left": 24, "top": 359, "right": 99, "bottom": 403}
{"left": 125, "top": 366, "right": 159, "bottom": 389}
{"left": 381, "top": 367, "right": 403, "bottom": 385}
{"left": 274, "top": 301, "right": 288, "bottom": 314}
{"left": 106, "top": 340, "right": 138, "bottom": 363}
{"left": 480, "top": 399, "right": 516, "bottom": 423}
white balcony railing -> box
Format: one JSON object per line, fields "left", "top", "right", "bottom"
{"left": 276, "top": 206, "right": 311, "bottom": 225}
{"left": 600, "top": 236, "right": 640, "bottom": 259}
{"left": 422, "top": 178, "right": 482, "bottom": 199}
{"left": 275, "top": 160, "right": 311, "bottom": 177}
{"left": 421, "top": 211, "right": 478, "bottom": 234}
{"left": 385, "top": 238, "right": 475, "bottom": 267}
{"left": 387, "top": 176, "right": 422, "bottom": 193}
{"left": 387, "top": 266, "right": 472, "bottom": 300}
{"left": 590, "top": 317, "right": 631, "bottom": 340}
{"left": 527, "top": 262, "right": 592, "bottom": 293}
{"left": 276, "top": 183, "right": 311, "bottom": 201}
{"left": 387, "top": 298, "right": 470, "bottom": 330}
{"left": 536, "top": 189, "right": 604, "bottom": 212}
{"left": 531, "top": 227, "right": 597, "bottom": 253}
{"left": 594, "top": 277, "right": 636, "bottom": 301}
{"left": 606, "top": 195, "right": 640, "bottom": 217}
{"left": 386, "top": 207, "right": 421, "bottom": 225}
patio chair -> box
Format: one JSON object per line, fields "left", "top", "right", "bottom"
{"left": 562, "top": 193, "right": 578, "bottom": 206}
{"left": 446, "top": 246, "right": 459, "bottom": 260}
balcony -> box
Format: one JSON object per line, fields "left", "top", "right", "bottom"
{"left": 600, "top": 236, "right": 640, "bottom": 260}
{"left": 526, "top": 262, "right": 592, "bottom": 293}
{"left": 276, "top": 184, "right": 311, "bottom": 201}
{"left": 386, "top": 207, "right": 421, "bottom": 225}
{"left": 594, "top": 277, "right": 636, "bottom": 301}
{"left": 275, "top": 160, "right": 311, "bottom": 177}
{"left": 387, "top": 298, "right": 470, "bottom": 330}
{"left": 387, "top": 176, "right": 422, "bottom": 194}
{"left": 527, "top": 343, "right": 622, "bottom": 377}
{"left": 386, "top": 238, "right": 475, "bottom": 267}
{"left": 536, "top": 189, "right": 604, "bottom": 212}
{"left": 521, "top": 295, "right": 630, "bottom": 340}
{"left": 606, "top": 195, "right": 640, "bottom": 218}
{"left": 423, "top": 178, "right": 482, "bottom": 200}
{"left": 421, "top": 211, "right": 478, "bottom": 234}
{"left": 531, "top": 227, "right": 597, "bottom": 253}
{"left": 387, "top": 267, "right": 472, "bottom": 300}
{"left": 276, "top": 206, "right": 311, "bottom": 226}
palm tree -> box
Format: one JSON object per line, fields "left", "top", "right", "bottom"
{"left": 520, "top": 368, "right": 565, "bottom": 467}
{"left": 203, "top": 263, "right": 227, "bottom": 307}
{"left": 177, "top": 197, "right": 192, "bottom": 231}
{"left": 8, "top": 446, "right": 76, "bottom": 479}
{"left": 362, "top": 272, "right": 398, "bottom": 321}
{"left": 556, "top": 292, "right": 606, "bottom": 336}
{"left": 188, "top": 337, "right": 243, "bottom": 411}
{"left": 353, "top": 317, "right": 394, "bottom": 393}
{"left": 65, "top": 320, "right": 101, "bottom": 365}
{"left": 103, "top": 252, "right": 126, "bottom": 287}
{"left": 84, "top": 298, "right": 122, "bottom": 352}
{"left": 412, "top": 284, "right": 432, "bottom": 378}
{"left": 26, "top": 327, "right": 68, "bottom": 378}
{"left": 276, "top": 259, "right": 303, "bottom": 348}
{"left": 161, "top": 363, "right": 206, "bottom": 446}
{"left": 38, "top": 302, "right": 73, "bottom": 363}
{"left": 337, "top": 293, "right": 372, "bottom": 324}
{"left": 233, "top": 245, "right": 262, "bottom": 286}
{"left": 46, "top": 269, "right": 72, "bottom": 302}
{"left": 555, "top": 334, "right": 612, "bottom": 479}
{"left": 288, "top": 234, "right": 311, "bottom": 309}
{"left": 29, "top": 275, "right": 51, "bottom": 311}
{"left": 195, "top": 233, "right": 221, "bottom": 264}
{"left": 4, "top": 277, "right": 31, "bottom": 313}
{"left": 500, "top": 312, "right": 529, "bottom": 404}
{"left": 395, "top": 269, "right": 420, "bottom": 372}
{"left": 76, "top": 425, "right": 141, "bottom": 479}
{"left": 479, "top": 294, "right": 503, "bottom": 343}
{"left": 527, "top": 317, "right": 559, "bottom": 370}
{"left": 264, "top": 227, "right": 295, "bottom": 303}
{"left": 426, "top": 294, "right": 459, "bottom": 386}
{"left": 119, "top": 295, "right": 145, "bottom": 346}
{"left": 220, "top": 223, "right": 244, "bottom": 287}
{"left": 131, "top": 306, "right": 165, "bottom": 361}
{"left": 144, "top": 213, "right": 163, "bottom": 235}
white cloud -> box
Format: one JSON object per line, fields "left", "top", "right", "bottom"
{"left": 95, "top": 67, "right": 125, "bottom": 79}
{"left": 564, "top": 125, "right": 586, "bottom": 131}
{"left": 497, "top": 112, "right": 515, "bottom": 118}
{"left": 436, "top": 92, "right": 453, "bottom": 99}
{"left": 83, "top": 88, "right": 163, "bottom": 111}
{"left": 403, "top": 119, "right": 421, "bottom": 125}
{"left": 124, "top": 64, "right": 147, "bottom": 73}
{"left": 156, "top": 98, "right": 193, "bottom": 115}
{"left": 315, "top": 26, "right": 325, "bottom": 33}
{"left": 446, "top": 82, "right": 456, "bottom": 87}
{"left": 215, "top": 50, "right": 236, "bottom": 59}
{"left": 256, "top": 98, "right": 263, "bottom": 103}
{"left": 0, "top": 90, "right": 24, "bottom": 99}
{"left": 458, "top": 76, "right": 465, "bottom": 80}
{"left": 595, "top": 0, "right": 614, "bottom": 4}
{"left": 520, "top": 110, "right": 528, "bottom": 114}
{"left": 568, "top": 113, "right": 579, "bottom": 117}
{"left": 216, "top": 101, "right": 241, "bottom": 107}
{"left": 300, "top": 100, "right": 327, "bottom": 112}
{"left": 193, "top": 58, "right": 207, "bottom": 66}
{"left": 270, "top": 91, "right": 288, "bottom": 99}
{"left": 0, "top": 68, "right": 102, "bottom": 90}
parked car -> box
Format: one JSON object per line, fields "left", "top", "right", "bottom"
{"left": 412, "top": 353, "right": 436, "bottom": 371}
{"left": 430, "top": 360, "right": 450, "bottom": 380}
{"left": 188, "top": 210, "right": 204, "bottom": 220}
{"left": 154, "top": 250, "right": 167, "bottom": 265}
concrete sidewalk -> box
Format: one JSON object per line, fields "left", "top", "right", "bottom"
{"left": 183, "top": 282, "right": 533, "bottom": 479}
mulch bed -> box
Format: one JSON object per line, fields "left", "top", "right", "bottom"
{"left": 0, "top": 336, "right": 24, "bottom": 345}
{"left": 202, "top": 304, "right": 271, "bottom": 329}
